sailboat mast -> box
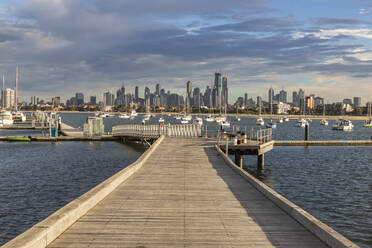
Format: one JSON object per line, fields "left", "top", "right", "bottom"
{"left": 15, "top": 65, "right": 18, "bottom": 111}
{"left": 2, "top": 74, "right": 4, "bottom": 108}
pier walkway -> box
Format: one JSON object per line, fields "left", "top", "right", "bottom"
{"left": 47, "top": 137, "right": 329, "bottom": 248}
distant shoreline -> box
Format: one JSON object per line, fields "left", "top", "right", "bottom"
{"left": 45, "top": 111, "right": 371, "bottom": 120}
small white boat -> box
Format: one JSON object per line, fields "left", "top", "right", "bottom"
{"left": 205, "top": 115, "right": 215, "bottom": 122}
{"left": 219, "top": 120, "right": 230, "bottom": 127}
{"left": 12, "top": 111, "right": 26, "bottom": 122}
{"left": 130, "top": 110, "right": 138, "bottom": 117}
{"left": 215, "top": 115, "right": 226, "bottom": 123}
{"left": 98, "top": 112, "right": 108, "bottom": 118}
{"left": 106, "top": 113, "right": 115, "bottom": 118}
{"left": 277, "top": 117, "right": 283, "bottom": 123}
{"left": 181, "top": 118, "right": 189, "bottom": 124}
{"left": 320, "top": 119, "right": 328, "bottom": 126}
{"left": 363, "top": 119, "right": 372, "bottom": 128}
{"left": 332, "top": 119, "right": 353, "bottom": 131}
{"left": 183, "top": 115, "right": 192, "bottom": 121}
{"left": 174, "top": 115, "right": 182, "bottom": 120}
{"left": 297, "top": 119, "right": 308, "bottom": 128}
{"left": 283, "top": 116, "right": 289, "bottom": 122}
{"left": 256, "top": 117, "right": 264, "bottom": 126}
{"left": 158, "top": 117, "right": 165, "bottom": 123}
{"left": 118, "top": 113, "right": 130, "bottom": 119}
{"left": 0, "top": 111, "right": 14, "bottom": 125}
{"left": 193, "top": 117, "right": 203, "bottom": 125}
{"left": 266, "top": 120, "right": 276, "bottom": 128}
{"left": 235, "top": 116, "right": 241, "bottom": 121}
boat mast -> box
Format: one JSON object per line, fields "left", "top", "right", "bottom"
{"left": 2, "top": 73, "right": 4, "bottom": 109}
{"left": 15, "top": 65, "right": 18, "bottom": 111}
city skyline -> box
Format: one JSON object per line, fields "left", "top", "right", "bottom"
{"left": 1, "top": 1, "right": 372, "bottom": 102}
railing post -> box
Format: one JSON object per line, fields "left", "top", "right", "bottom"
{"left": 225, "top": 134, "right": 229, "bottom": 155}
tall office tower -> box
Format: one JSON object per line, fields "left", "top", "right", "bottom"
{"left": 306, "top": 95, "right": 315, "bottom": 110}
{"left": 203, "top": 86, "right": 211, "bottom": 107}
{"left": 353, "top": 97, "right": 361, "bottom": 107}
{"left": 135, "top": 86, "right": 139, "bottom": 101}
{"left": 90, "top": 96, "right": 97, "bottom": 105}
{"left": 214, "top": 73, "right": 222, "bottom": 107}
{"left": 3, "top": 88, "right": 15, "bottom": 109}
{"left": 155, "top": 84, "right": 160, "bottom": 95}
{"left": 186, "top": 81, "right": 192, "bottom": 108}
{"left": 103, "top": 92, "right": 114, "bottom": 106}
{"left": 268, "top": 87, "right": 274, "bottom": 107}
{"left": 144, "top": 87, "right": 150, "bottom": 101}
{"left": 193, "top": 88, "right": 201, "bottom": 107}
{"left": 279, "top": 89, "right": 287, "bottom": 103}
{"left": 292, "top": 91, "right": 299, "bottom": 106}
{"left": 75, "top": 92, "right": 84, "bottom": 105}
{"left": 298, "top": 88, "right": 305, "bottom": 102}
{"left": 222, "top": 76, "right": 228, "bottom": 107}
{"left": 14, "top": 65, "right": 18, "bottom": 111}
{"left": 244, "top": 93, "right": 248, "bottom": 107}
{"left": 256, "top": 96, "right": 262, "bottom": 107}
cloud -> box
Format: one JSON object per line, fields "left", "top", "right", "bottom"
{"left": 314, "top": 18, "right": 370, "bottom": 26}
{"left": 292, "top": 28, "right": 372, "bottom": 40}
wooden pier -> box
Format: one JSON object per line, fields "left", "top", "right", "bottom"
{"left": 2, "top": 137, "right": 357, "bottom": 248}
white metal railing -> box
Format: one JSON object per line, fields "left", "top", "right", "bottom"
{"left": 112, "top": 124, "right": 202, "bottom": 138}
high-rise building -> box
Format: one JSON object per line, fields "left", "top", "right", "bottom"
{"left": 343, "top": 98, "right": 352, "bottom": 105}
{"left": 135, "top": 86, "right": 139, "bottom": 101}
{"left": 298, "top": 89, "right": 305, "bottom": 102}
{"left": 52, "top": 96, "right": 60, "bottom": 107}
{"left": 353, "top": 97, "right": 361, "bottom": 107}
{"left": 75, "top": 92, "right": 84, "bottom": 105}
{"left": 2, "top": 88, "right": 15, "bottom": 109}
{"left": 155, "top": 84, "right": 160, "bottom": 95}
{"left": 90, "top": 96, "right": 97, "bottom": 105}
{"left": 144, "top": 87, "right": 150, "bottom": 101}
{"left": 186, "top": 81, "right": 192, "bottom": 108}
{"left": 103, "top": 92, "right": 114, "bottom": 106}
{"left": 193, "top": 88, "right": 201, "bottom": 107}
{"left": 268, "top": 87, "right": 274, "bottom": 107}
{"left": 222, "top": 76, "right": 228, "bottom": 106}
{"left": 203, "top": 86, "right": 212, "bottom": 107}
{"left": 279, "top": 90, "right": 287, "bottom": 103}
{"left": 306, "top": 95, "right": 315, "bottom": 111}
{"left": 292, "top": 91, "right": 299, "bottom": 106}
{"left": 244, "top": 93, "right": 248, "bottom": 107}
{"left": 214, "top": 73, "right": 221, "bottom": 107}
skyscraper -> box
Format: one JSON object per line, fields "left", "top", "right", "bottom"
{"left": 222, "top": 76, "right": 228, "bottom": 107}
{"left": 268, "top": 87, "right": 274, "bottom": 107}
{"left": 214, "top": 73, "right": 221, "bottom": 107}
{"left": 244, "top": 93, "right": 248, "bottom": 107}
{"left": 193, "top": 88, "right": 201, "bottom": 107}
{"left": 135, "top": 86, "right": 139, "bottom": 100}
{"left": 144, "top": 87, "right": 150, "bottom": 101}
{"left": 279, "top": 89, "right": 287, "bottom": 103}
{"left": 186, "top": 81, "right": 192, "bottom": 108}
{"left": 292, "top": 91, "right": 299, "bottom": 106}
{"left": 90, "top": 96, "right": 97, "bottom": 105}
{"left": 155, "top": 84, "right": 160, "bottom": 95}
{"left": 353, "top": 97, "right": 361, "bottom": 107}
{"left": 75, "top": 92, "right": 84, "bottom": 105}
{"left": 103, "top": 92, "right": 114, "bottom": 106}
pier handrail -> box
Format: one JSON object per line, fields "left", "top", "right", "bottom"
{"left": 112, "top": 124, "right": 201, "bottom": 138}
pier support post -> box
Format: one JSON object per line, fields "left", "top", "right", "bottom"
{"left": 235, "top": 151, "right": 243, "bottom": 168}
{"left": 257, "top": 154, "right": 264, "bottom": 170}
{"left": 305, "top": 124, "right": 309, "bottom": 141}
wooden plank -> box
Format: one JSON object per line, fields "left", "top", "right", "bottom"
{"left": 48, "top": 138, "right": 328, "bottom": 248}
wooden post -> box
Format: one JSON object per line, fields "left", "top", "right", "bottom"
{"left": 258, "top": 154, "right": 264, "bottom": 170}
{"left": 235, "top": 151, "right": 243, "bottom": 168}
{"left": 225, "top": 135, "right": 229, "bottom": 155}
{"left": 305, "top": 123, "right": 309, "bottom": 141}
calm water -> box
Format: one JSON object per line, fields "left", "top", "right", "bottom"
{"left": 242, "top": 146, "right": 372, "bottom": 248}
{"left": 0, "top": 139, "right": 145, "bottom": 245}
{"left": 1, "top": 113, "right": 371, "bottom": 247}
{"left": 59, "top": 112, "right": 372, "bottom": 140}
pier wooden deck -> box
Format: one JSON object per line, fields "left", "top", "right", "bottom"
{"left": 48, "top": 138, "right": 327, "bottom": 248}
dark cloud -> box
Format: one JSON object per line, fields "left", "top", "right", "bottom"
{"left": 0, "top": 0, "right": 371, "bottom": 100}
{"left": 314, "top": 17, "right": 371, "bottom": 26}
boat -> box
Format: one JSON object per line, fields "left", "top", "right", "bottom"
{"left": 6, "top": 136, "right": 31, "bottom": 142}
{"left": 12, "top": 111, "right": 26, "bottom": 122}
{"left": 174, "top": 115, "right": 182, "bottom": 120}
{"left": 118, "top": 113, "right": 130, "bottom": 119}
{"left": 183, "top": 114, "right": 192, "bottom": 121}
{"left": 205, "top": 115, "right": 215, "bottom": 122}
{"left": 266, "top": 120, "right": 276, "bottom": 128}
{"left": 158, "top": 117, "right": 165, "bottom": 123}
{"left": 130, "top": 110, "right": 138, "bottom": 117}
{"left": 332, "top": 119, "right": 353, "bottom": 131}
{"left": 181, "top": 118, "right": 189, "bottom": 124}
{"left": 193, "top": 117, "right": 203, "bottom": 125}
{"left": 98, "top": 112, "right": 108, "bottom": 118}
{"left": 277, "top": 117, "right": 283, "bottom": 123}
{"left": 215, "top": 115, "right": 226, "bottom": 123}
{"left": 364, "top": 119, "right": 372, "bottom": 127}
{"left": 320, "top": 119, "right": 328, "bottom": 126}
{"left": 297, "top": 119, "right": 308, "bottom": 128}
{"left": 283, "top": 115, "right": 289, "bottom": 122}
{"left": 106, "top": 113, "right": 115, "bottom": 118}
{"left": 235, "top": 107, "right": 241, "bottom": 121}
{"left": 0, "top": 111, "right": 14, "bottom": 125}
{"left": 256, "top": 117, "right": 264, "bottom": 126}
{"left": 219, "top": 120, "right": 230, "bottom": 127}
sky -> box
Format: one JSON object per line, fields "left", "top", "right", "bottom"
{"left": 1, "top": 0, "right": 372, "bottom": 103}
